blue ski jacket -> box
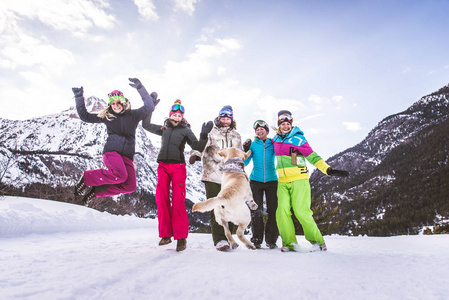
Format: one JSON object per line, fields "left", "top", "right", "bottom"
{"left": 244, "top": 137, "right": 278, "bottom": 183}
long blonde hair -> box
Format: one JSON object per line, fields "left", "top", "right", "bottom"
{"left": 97, "top": 99, "right": 131, "bottom": 120}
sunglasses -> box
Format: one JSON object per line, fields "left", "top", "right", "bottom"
{"left": 108, "top": 90, "right": 123, "bottom": 97}
{"left": 253, "top": 120, "right": 267, "bottom": 129}
{"left": 171, "top": 104, "right": 185, "bottom": 114}
{"left": 278, "top": 114, "right": 293, "bottom": 124}
{"left": 219, "top": 109, "right": 233, "bottom": 118}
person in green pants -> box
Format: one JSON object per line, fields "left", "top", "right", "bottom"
{"left": 272, "top": 110, "right": 349, "bottom": 252}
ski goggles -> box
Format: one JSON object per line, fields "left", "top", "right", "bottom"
{"left": 171, "top": 104, "right": 185, "bottom": 114}
{"left": 278, "top": 114, "right": 293, "bottom": 124}
{"left": 253, "top": 120, "right": 268, "bottom": 129}
{"left": 108, "top": 90, "right": 126, "bottom": 103}
{"left": 219, "top": 108, "right": 233, "bottom": 118}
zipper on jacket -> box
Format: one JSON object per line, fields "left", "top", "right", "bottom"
{"left": 263, "top": 139, "right": 266, "bottom": 183}
{"left": 166, "top": 129, "right": 174, "bottom": 160}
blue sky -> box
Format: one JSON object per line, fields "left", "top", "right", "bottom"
{"left": 1, "top": 0, "right": 448, "bottom": 159}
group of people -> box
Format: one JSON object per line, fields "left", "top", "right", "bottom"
{"left": 72, "top": 78, "right": 349, "bottom": 253}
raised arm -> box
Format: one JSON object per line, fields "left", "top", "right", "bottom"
{"left": 188, "top": 121, "right": 213, "bottom": 164}
{"left": 128, "top": 78, "right": 159, "bottom": 121}
{"left": 72, "top": 87, "right": 102, "bottom": 123}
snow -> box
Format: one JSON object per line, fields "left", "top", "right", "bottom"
{"left": 1, "top": 196, "right": 449, "bottom": 300}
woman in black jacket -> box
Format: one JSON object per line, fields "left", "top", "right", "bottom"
{"left": 142, "top": 99, "right": 210, "bottom": 252}
{"left": 72, "top": 78, "right": 158, "bottom": 204}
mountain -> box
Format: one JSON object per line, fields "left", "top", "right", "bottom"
{"left": 310, "top": 84, "right": 449, "bottom": 236}
{"left": 0, "top": 97, "right": 209, "bottom": 230}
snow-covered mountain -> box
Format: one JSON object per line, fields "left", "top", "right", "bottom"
{"left": 310, "top": 84, "right": 449, "bottom": 236}
{"left": 0, "top": 97, "right": 207, "bottom": 220}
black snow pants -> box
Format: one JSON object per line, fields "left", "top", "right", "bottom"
{"left": 250, "top": 180, "right": 279, "bottom": 246}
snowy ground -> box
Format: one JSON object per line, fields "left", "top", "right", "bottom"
{"left": 1, "top": 196, "right": 448, "bottom": 300}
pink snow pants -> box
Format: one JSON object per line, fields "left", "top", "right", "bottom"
{"left": 83, "top": 152, "right": 137, "bottom": 198}
{"left": 156, "top": 162, "right": 189, "bottom": 240}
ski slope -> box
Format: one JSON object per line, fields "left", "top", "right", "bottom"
{"left": 1, "top": 196, "right": 448, "bottom": 300}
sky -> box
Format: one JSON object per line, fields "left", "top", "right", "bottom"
{"left": 1, "top": 196, "right": 449, "bottom": 300}
{"left": 1, "top": 0, "right": 449, "bottom": 159}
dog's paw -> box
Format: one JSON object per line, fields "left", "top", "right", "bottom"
{"left": 247, "top": 244, "right": 256, "bottom": 250}
{"left": 249, "top": 202, "right": 258, "bottom": 210}
{"left": 231, "top": 243, "right": 239, "bottom": 250}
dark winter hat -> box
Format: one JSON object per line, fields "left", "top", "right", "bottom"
{"left": 277, "top": 110, "right": 293, "bottom": 125}
{"left": 253, "top": 120, "right": 269, "bottom": 133}
{"left": 218, "top": 105, "right": 233, "bottom": 120}
{"left": 169, "top": 99, "right": 185, "bottom": 117}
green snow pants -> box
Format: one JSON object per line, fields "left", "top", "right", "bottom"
{"left": 276, "top": 179, "right": 324, "bottom": 248}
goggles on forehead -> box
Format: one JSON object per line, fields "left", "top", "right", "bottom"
{"left": 278, "top": 114, "right": 293, "bottom": 124}
{"left": 108, "top": 90, "right": 126, "bottom": 104}
{"left": 253, "top": 120, "right": 267, "bottom": 129}
{"left": 108, "top": 90, "right": 123, "bottom": 97}
{"left": 219, "top": 109, "right": 233, "bottom": 118}
{"left": 171, "top": 104, "right": 185, "bottom": 114}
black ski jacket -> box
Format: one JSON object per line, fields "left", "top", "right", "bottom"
{"left": 75, "top": 86, "right": 155, "bottom": 159}
{"left": 142, "top": 118, "right": 201, "bottom": 164}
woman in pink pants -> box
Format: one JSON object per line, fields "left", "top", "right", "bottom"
{"left": 72, "top": 78, "right": 158, "bottom": 204}
{"left": 142, "top": 99, "right": 211, "bottom": 251}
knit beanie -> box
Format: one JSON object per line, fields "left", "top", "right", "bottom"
{"left": 169, "top": 99, "right": 185, "bottom": 117}
{"left": 277, "top": 110, "right": 293, "bottom": 125}
{"left": 108, "top": 90, "right": 127, "bottom": 105}
{"left": 218, "top": 105, "right": 233, "bottom": 120}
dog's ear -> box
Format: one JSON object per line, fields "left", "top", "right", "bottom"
{"left": 217, "top": 149, "right": 225, "bottom": 157}
{"left": 243, "top": 150, "right": 251, "bottom": 160}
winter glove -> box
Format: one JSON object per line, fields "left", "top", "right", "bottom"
{"left": 72, "top": 87, "right": 84, "bottom": 98}
{"left": 128, "top": 78, "right": 143, "bottom": 89}
{"left": 243, "top": 138, "right": 252, "bottom": 152}
{"left": 327, "top": 167, "right": 349, "bottom": 177}
{"left": 150, "top": 92, "right": 160, "bottom": 107}
{"left": 200, "top": 121, "right": 213, "bottom": 139}
{"left": 189, "top": 155, "right": 201, "bottom": 164}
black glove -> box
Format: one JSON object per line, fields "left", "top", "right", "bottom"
{"left": 150, "top": 92, "right": 160, "bottom": 107}
{"left": 72, "top": 87, "right": 83, "bottom": 98}
{"left": 189, "top": 155, "right": 201, "bottom": 164}
{"left": 327, "top": 167, "right": 349, "bottom": 177}
{"left": 200, "top": 121, "right": 213, "bottom": 139}
{"left": 243, "top": 138, "right": 252, "bottom": 152}
{"left": 129, "top": 78, "right": 143, "bottom": 89}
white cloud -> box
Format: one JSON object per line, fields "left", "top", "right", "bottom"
{"left": 173, "top": 0, "right": 200, "bottom": 15}
{"left": 343, "top": 121, "right": 362, "bottom": 132}
{"left": 1, "top": 0, "right": 116, "bottom": 37}
{"left": 308, "top": 94, "right": 324, "bottom": 111}
{"left": 308, "top": 94, "right": 344, "bottom": 111}
{"left": 162, "top": 38, "right": 241, "bottom": 83}
{"left": 134, "top": 0, "right": 159, "bottom": 21}
{"left": 332, "top": 95, "right": 343, "bottom": 103}
{"left": 298, "top": 114, "right": 325, "bottom": 123}
{"left": 308, "top": 128, "right": 325, "bottom": 135}
{"left": 0, "top": 25, "right": 74, "bottom": 72}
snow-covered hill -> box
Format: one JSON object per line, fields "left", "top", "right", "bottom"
{"left": 1, "top": 196, "right": 448, "bottom": 300}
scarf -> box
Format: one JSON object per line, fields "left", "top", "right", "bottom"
{"left": 219, "top": 157, "right": 246, "bottom": 175}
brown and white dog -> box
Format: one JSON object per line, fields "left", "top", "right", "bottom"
{"left": 192, "top": 147, "right": 258, "bottom": 250}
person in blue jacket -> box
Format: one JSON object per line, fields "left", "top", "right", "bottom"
{"left": 243, "top": 120, "right": 279, "bottom": 249}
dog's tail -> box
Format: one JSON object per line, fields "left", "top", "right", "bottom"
{"left": 192, "top": 197, "right": 223, "bottom": 212}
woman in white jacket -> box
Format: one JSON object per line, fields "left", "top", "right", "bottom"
{"left": 190, "top": 105, "right": 242, "bottom": 251}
